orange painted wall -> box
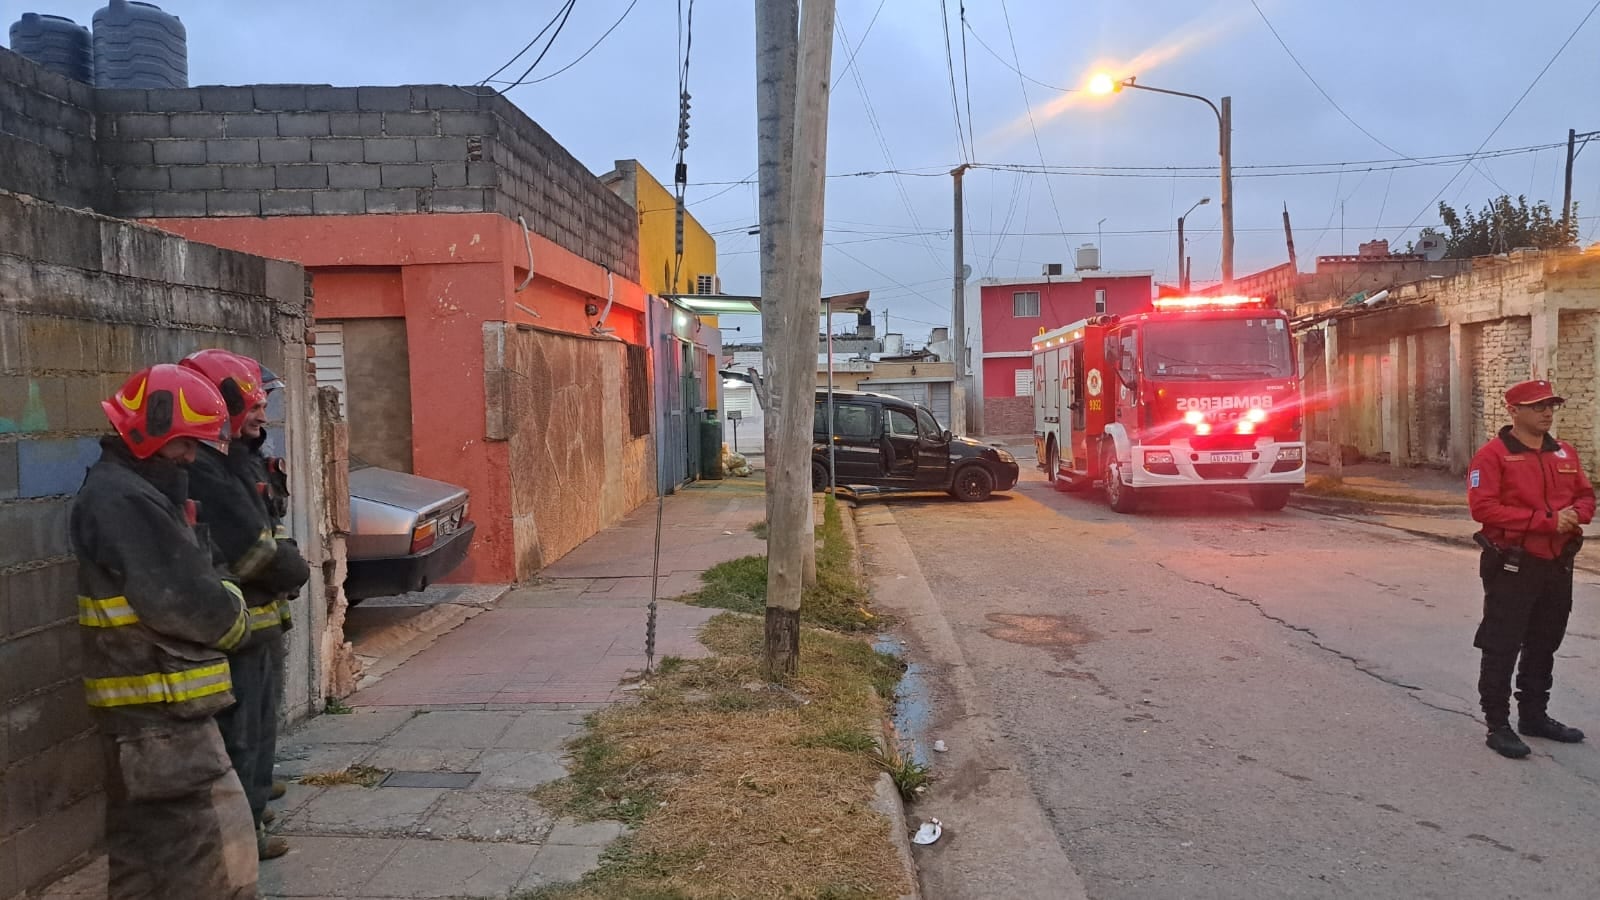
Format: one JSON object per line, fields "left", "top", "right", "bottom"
{"left": 148, "top": 213, "right": 649, "bottom": 584}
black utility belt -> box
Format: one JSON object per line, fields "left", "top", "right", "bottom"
{"left": 1474, "top": 532, "right": 1583, "bottom": 574}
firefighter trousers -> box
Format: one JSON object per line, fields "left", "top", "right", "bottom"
{"left": 1475, "top": 552, "right": 1575, "bottom": 727}
{"left": 215, "top": 641, "right": 280, "bottom": 825}
{"left": 102, "top": 718, "right": 259, "bottom": 900}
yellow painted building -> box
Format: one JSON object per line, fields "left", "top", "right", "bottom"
{"left": 602, "top": 159, "right": 721, "bottom": 407}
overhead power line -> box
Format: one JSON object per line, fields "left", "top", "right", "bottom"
{"left": 1396, "top": 0, "right": 1600, "bottom": 243}
{"left": 938, "top": 0, "right": 972, "bottom": 161}
{"left": 998, "top": 0, "right": 1069, "bottom": 256}
{"left": 963, "top": 19, "right": 1076, "bottom": 93}
{"left": 492, "top": 0, "right": 643, "bottom": 87}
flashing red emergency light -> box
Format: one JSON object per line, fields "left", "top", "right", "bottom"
{"left": 1150, "top": 295, "right": 1268, "bottom": 311}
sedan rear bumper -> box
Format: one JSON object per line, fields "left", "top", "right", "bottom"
{"left": 346, "top": 522, "right": 476, "bottom": 602}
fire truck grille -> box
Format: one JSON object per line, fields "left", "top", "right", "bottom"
{"left": 1189, "top": 433, "right": 1258, "bottom": 451}
{"left": 1195, "top": 462, "right": 1252, "bottom": 480}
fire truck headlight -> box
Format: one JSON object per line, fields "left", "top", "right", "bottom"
{"left": 1183, "top": 410, "right": 1205, "bottom": 426}
{"left": 1276, "top": 447, "right": 1303, "bottom": 462}
{"left": 1237, "top": 421, "right": 1256, "bottom": 434}
{"left": 1194, "top": 422, "right": 1212, "bottom": 435}
{"left": 1246, "top": 408, "right": 1268, "bottom": 423}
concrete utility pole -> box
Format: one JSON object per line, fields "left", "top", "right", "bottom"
{"left": 756, "top": 0, "right": 834, "bottom": 678}
{"left": 1564, "top": 128, "right": 1577, "bottom": 240}
{"left": 1220, "top": 96, "right": 1234, "bottom": 285}
{"left": 950, "top": 163, "right": 970, "bottom": 435}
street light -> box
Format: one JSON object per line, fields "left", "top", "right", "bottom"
{"left": 1178, "top": 196, "right": 1210, "bottom": 292}
{"left": 1091, "top": 73, "right": 1234, "bottom": 285}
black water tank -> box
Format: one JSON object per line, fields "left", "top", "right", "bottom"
{"left": 92, "top": 0, "right": 187, "bottom": 89}
{"left": 8, "top": 13, "right": 93, "bottom": 83}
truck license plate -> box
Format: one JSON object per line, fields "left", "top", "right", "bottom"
{"left": 1207, "top": 452, "right": 1247, "bottom": 463}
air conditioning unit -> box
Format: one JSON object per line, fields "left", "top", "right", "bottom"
{"left": 695, "top": 274, "right": 720, "bottom": 295}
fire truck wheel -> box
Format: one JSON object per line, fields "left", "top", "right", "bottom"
{"left": 812, "top": 461, "right": 828, "bottom": 493}
{"left": 951, "top": 465, "right": 994, "bottom": 502}
{"left": 1249, "top": 485, "right": 1292, "bottom": 511}
{"left": 1104, "top": 461, "right": 1139, "bottom": 513}
{"left": 1046, "top": 443, "right": 1068, "bottom": 492}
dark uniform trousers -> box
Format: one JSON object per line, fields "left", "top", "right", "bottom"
{"left": 214, "top": 641, "right": 280, "bottom": 824}
{"left": 1476, "top": 552, "right": 1575, "bottom": 726}
{"left": 102, "top": 718, "right": 259, "bottom": 899}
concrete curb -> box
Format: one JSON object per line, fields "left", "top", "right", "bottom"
{"left": 1290, "top": 494, "right": 1470, "bottom": 519}
{"left": 841, "top": 499, "right": 920, "bottom": 900}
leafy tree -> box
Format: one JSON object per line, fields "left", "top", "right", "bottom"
{"left": 1435, "top": 194, "right": 1576, "bottom": 258}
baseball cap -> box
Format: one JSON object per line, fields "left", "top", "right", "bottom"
{"left": 1505, "top": 380, "right": 1566, "bottom": 406}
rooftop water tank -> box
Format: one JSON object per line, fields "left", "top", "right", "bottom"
{"left": 9, "top": 13, "right": 93, "bottom": 83}
{"left": 92, "top": 0, "right": 187, "bottom": 89}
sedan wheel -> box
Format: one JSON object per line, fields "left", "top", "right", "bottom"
{"left": 952, "top": 465, "right": 994, "bottom": 502}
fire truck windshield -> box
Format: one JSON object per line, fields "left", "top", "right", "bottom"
{"left": 1143, "top": 317, "right": 1294, "bottom": 380}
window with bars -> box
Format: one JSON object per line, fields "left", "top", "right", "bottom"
{"left": 1013, "top": 291, "right": 1040, "bottom": 318}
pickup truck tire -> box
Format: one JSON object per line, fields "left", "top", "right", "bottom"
{"left": 812, "top": 461, "right": 828, "bottom": 493}
{"left": 951, "top": 465, "right": 994, "bottom": 502}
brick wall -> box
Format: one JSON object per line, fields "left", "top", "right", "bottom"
{"left": 92, "top": 83, "right": 638, "bottom": 281}
{"left": 0, "top": 189, "right": 310, "bottom": 898}
{"left": 983, "top": 395, "right": 1034, "bottom": 436}
{"left": 0, "top": 48, "right": 103, "bottom": 208}
{"left": 1558, "top": 310, "right": 1599, "bottom": 465}
{"left": 1469, "top": 317, "right": 1532, "bottom": 449}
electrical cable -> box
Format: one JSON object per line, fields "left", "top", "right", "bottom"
{"left": 998, "top": 0, "right": 1069, "bottom": 257}
{"left": 959, "top": 0, "right": 977, "bottom": 158}
{"left": 964, "top": 18, "right": 1076, "bottom": 93}
{"left": 499, "top": 0, "right": 579, "bottom": 91}
{"left": 502, "top": 0, "right": 643, "bottom": 87}
{"left": 479, "top": 0, "right": 573, "bottom": 85}
{"left": 938, "top": 0, "right": 972, "bottom": 161}
{"left": 1395, "top": 0, "right": 1600, "bottom": 244}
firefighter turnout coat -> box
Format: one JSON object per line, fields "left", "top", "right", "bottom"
{"left": 70, "top": 437, "right": 250, "bottom": 726}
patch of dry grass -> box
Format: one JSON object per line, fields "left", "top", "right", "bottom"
{"left": 1301, "top": 475, "right": 1464, "bottom": 507}
{"left": 526, "top": 615, "right": 909, "bottom": 900}
{"left": 683, "top": 496, "right": 882, "bottom": 633}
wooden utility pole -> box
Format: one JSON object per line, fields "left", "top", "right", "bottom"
{"left": 757, "top": 0, "right": 834, "bottom": 678}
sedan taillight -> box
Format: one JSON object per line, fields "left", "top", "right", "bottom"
{"left": 410, "top": 519, "right": 437, "bottom": 554}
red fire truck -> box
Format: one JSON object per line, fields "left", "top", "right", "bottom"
{"left": 1031, "top": 295, "right": 1305, "bottom": 513}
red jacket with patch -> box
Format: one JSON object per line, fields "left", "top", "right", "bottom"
{"left": 1468, "top": 426, "right": 1596, "bottom": 560}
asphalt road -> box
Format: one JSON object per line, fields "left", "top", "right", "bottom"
{"left": 871, "top": 468, "right": 1600, "bottom": 900}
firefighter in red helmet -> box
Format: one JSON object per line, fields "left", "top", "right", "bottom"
{"left": 71, "top": 364, "right": 259, "bottom": 898}
{"left": 180, "top": 349, "right": 309, "bottom": 860}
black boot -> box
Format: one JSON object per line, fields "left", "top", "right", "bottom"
{"left": 1486, "top": 726, "right": 1532, "bottom": 759}
{"left": 1518, "top": 714, "right": 1586, "bottom": 743}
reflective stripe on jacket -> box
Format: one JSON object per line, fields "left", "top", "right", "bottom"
{"left": 70, "top": 438, "right": 249, "bottom": 726}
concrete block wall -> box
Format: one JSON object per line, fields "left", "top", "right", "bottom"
{"left": 92, "top": 83, "right": 638, "bottom": 281}
{"left": 0, "top": 190, "right": 311, "bottom": 899}
{"left": 0, "top": 48, "right": 102, "bottom": 209}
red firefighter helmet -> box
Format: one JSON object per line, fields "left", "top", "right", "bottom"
{"left": 180, "top": 349, "right": 267, "bottom": 436}
{"left": 102, "top": 364, "right": 229, "bottom": 459}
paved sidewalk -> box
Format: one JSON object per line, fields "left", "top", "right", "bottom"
{"left": 38, "top": 478, "right": 769, "bottom": 900}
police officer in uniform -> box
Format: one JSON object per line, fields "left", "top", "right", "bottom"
{"left": 1468, "top": 379, "right": 1595, "bottom": 759}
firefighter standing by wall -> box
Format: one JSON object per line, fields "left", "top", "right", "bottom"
{"left": 1468, "top": 379, "right": 1595, "bottom": 759}
{"left": 181, "top": 350, "right": 310, "bottom": 859}
{"left": 72, "top": 364, "right": 259, "bottom": 899}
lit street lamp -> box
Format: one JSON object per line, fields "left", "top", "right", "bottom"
{"left": 1092, "top": 74, "right": 1234, "bottom": 285}
{"left": 1178, "top": 196, "right": 1210, "bottom": 292}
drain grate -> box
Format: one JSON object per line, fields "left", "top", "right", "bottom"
{"left": 381, "top": 771, "right": 479, "bottom": 789}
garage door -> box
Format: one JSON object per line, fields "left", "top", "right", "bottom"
{"left": 867, "top": 382, "right": 952, "bottom": 427}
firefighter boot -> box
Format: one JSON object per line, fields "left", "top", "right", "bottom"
{"left": 270, "top": 781, "right": 287, "bottom": 800}
{"left": 1518, "top": 715, "right": 1586, "bottom": 743}
{"left": 258, "top": 825, "right": 289, "bottom": 860}
{"left": 262, "top": 807, "right": 275, "bottom": 825}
